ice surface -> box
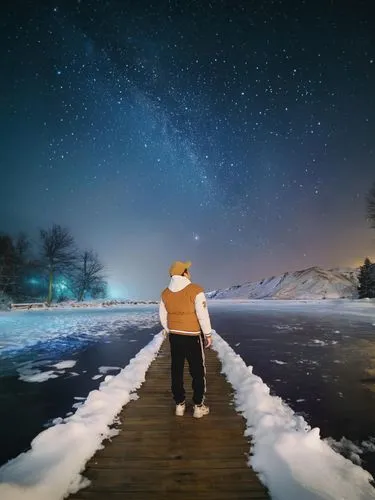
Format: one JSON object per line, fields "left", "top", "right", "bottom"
{"left": 0, "top": 306, "right": 158, "bottom": 355}
{"left": 51, "top": 360, "right": 76, "bottom": 369}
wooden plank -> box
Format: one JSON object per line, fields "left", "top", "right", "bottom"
{"left": 68, "top": 339, "right": 269, "bottom": 499}
{"left": 78, "top": 468, "right": 266, "bottom": 491}
{"left": 72, "top": 490, "right": 268, "bottom": 500}
{"left": 88, "top": 457, "right": 250, "bottom": 469}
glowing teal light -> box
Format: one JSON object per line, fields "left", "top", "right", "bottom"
{"left": 55, "top": 279, "right": 68, "bottom": 291}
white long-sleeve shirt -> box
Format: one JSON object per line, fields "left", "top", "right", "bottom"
{"left": 159, "top": 275, "right": 212, "bottom": 336}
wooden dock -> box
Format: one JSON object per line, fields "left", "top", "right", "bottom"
{"left": 69, "top": 339, "right": 269, "bottom": 500}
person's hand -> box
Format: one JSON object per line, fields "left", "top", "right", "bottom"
{"left": 204, "top": 335, "right": 212, "bottom": 348}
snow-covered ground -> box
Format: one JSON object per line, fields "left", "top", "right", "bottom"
{"left": 0, "top": 305, "right": 158, "bottom": 358}
{"left": 208, "top": 266, "right": 359, "bottom": 300}
{"left": 1, "top": 300, "right": 375, "bottom": 499}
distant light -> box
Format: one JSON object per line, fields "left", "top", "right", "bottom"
{"left": 108, "top": 281, "right": 129, "bottom": 300}
{"left": 55, "top": 278, "right": 68, "bottom": 291}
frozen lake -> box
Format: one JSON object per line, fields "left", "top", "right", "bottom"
{"left": 1, "top": 301, "right": 375, "bottom": 478}
{"left": 209, "top": 301, "right": 375, "bottom": 475}
{"left": 0, "top": 306, "right": 160, "bottom": 467}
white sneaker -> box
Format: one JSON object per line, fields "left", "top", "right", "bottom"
{"left": 193, "top": 403, "right": 210, "bottom": 419}
{"left": 175, "top": 402, "right": 186, "bottom": 416}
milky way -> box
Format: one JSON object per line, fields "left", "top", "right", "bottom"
{"left": 1, "top": 1, "right": 374, "bottom": 297}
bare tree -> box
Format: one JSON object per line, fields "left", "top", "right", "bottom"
{"left": 73, "top": 250, "right": 105, "bottom": 301}
{"left": 367, "top": 182, "right": 375, "bottom": 229}
{"left": 40, "top": 225, "right": 77, "bottom": 304}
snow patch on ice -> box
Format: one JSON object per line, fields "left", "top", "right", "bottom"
{"left": 325, "top": 436, "right": 363, "bottom": 465}
{"left": 52, "top": 360, "right": 76, "bottom": 370}
{"left": 19, "top": 370, "right": 59, "bottom": 383}
{"left": 0, "top": 331, "right": 164, "bottom": 500}
{"left": 17, "top": 359, "right": 78, "bottom": 383}
{"left": 312, "top": 339, "right": 328, "bottom": 346}
{"left": 98, "top": 366, "right": 121, "bottom": 374}
{"left": 325, "top": 436, "right": 375, "bottom": 465}
{"left": 275, "top": 324, "right": 304, "bottom": 331}
{"left": 310, "top": 339, "right": 338, "bottom": 347}
{"left": 362, "top": 438, "right": 375, "bottom": 453}
{"left": 271, "top": 359, "right": 287, "bottom": 365}
{"left": 298, "top": 359, "right": 319, "bottom": 366}
{"left": 212, "top": 330, "right": 375, "bottom": 499}
{"left": 52, "top": 418, "right": 63, "bottom": 426}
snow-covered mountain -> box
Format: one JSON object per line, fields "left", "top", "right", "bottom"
{"left": 207, "top": 266, "right": 359, "bottom": 300}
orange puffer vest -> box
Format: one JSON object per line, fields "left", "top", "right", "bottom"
{"left": 162, "top": 283, "right": 204, "bottom": 335}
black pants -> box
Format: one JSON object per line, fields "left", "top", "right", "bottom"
{"left": 169, "top": 333, "right": 206, "bottom": 405}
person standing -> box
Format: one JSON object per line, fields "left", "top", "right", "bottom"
{"left": 159, "top": 260, "right": 212, "bottom": 418}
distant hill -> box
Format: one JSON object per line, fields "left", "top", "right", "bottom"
{"left": 207, "top": 267, "right": 359, "bottom": 300}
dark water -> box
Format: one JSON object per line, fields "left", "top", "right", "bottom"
{"left": 1, "top": 303, "right": 375, "bottom": 479}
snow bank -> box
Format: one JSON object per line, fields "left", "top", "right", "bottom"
{"left": 212, "top": 331, "right": 375, "bottom": 500}
{"left": 0, "top": 332, "right": 164, "bottom": 500}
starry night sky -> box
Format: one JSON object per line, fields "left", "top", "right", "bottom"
{"left": 1, "top": 0, "right": 374, "bottom": 298}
